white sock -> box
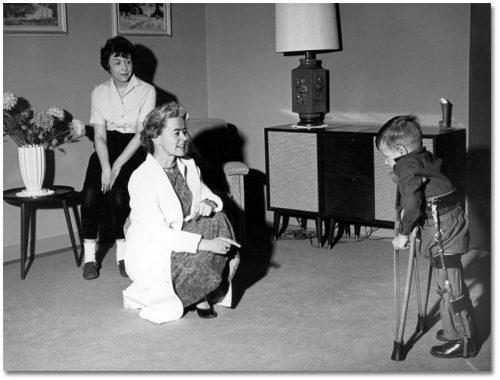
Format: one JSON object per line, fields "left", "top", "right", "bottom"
{"left": 83, "top": 240, "right": 97, "bottom": 264}
{"left": 116, "top": 239, "right": 126, "bottom": 264}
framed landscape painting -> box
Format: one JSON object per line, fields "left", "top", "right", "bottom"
{"left": 3, "top": 3, "right": 67, "bottom": 35}
{"left": 112, "top": 3, "right": 172, "bottom": 37}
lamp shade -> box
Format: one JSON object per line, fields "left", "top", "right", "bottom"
{"left": 275, "top": 3, "right": 340, "bottom": 53}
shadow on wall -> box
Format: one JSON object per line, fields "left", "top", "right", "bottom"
{"left": 464, "top": 146, "right": 491, "bottom": 351}
{"left": 232, "top": 168, "right": 276, "bottom": 307}
{"left": 466, "top": 146, "right": 491, "bottom": 252}
{"left": 187, "top": 122, "right": 275, "bottom": 307}
{"left": 134, "top": 44, "right": 178, "bottom": 106}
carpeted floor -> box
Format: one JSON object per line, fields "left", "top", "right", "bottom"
{"left": 2, "top": 223, "right": 491, "bottom": 372}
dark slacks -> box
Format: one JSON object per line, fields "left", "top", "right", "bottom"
{"left": 81, "top": 131, "right": 145, "bottom": 240}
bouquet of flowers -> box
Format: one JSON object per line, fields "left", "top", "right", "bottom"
{"left": 3, "top": 91, "right": 85, "bottom": 151}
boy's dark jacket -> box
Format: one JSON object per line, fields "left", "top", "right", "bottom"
{"left": 393, "top": 146, "right": 455, "bottom": 235}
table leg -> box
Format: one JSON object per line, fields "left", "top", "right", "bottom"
{"left": 273, "top": 212, "right": 281, "bottom": 241}
{"left": 27, "top": 207, "right": 37, "bottom": 273}
{"left": 276, "top": 215, "right": 289, "bottom": 240}
{"left": 62, "top": 199, "right": 79, "bottom": 266}
{"left": 315, "top": 217, "right": 323, "bottom": 247}
{"left": 328, "top": 218, "right": 336, "bottom": 249}
{"left": 20, "top": 202, "right": 30, "bottom": 279}
{"left": 71, "top": 204, "right": 84, "bottom": 266}
{"left": 354, "top": 224, "right": 361, "bottom": 240}
{"left": 300, "top": 218, "right": 307, "bottom": 230}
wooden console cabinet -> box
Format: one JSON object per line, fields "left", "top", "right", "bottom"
{"left": 264, "top": 124, "right": 466, "bottom": 247}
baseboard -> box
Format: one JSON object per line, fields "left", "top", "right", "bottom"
{"left": 3, "top": 234, "right": 77, "bottom": 263}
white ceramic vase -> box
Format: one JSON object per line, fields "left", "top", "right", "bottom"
{"left": 18, "top": 145, "right": 46, "bottom": 194}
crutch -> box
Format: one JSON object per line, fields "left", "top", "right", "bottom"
{"left": 391, "top": 223, "right": 418, "bottom": 361}
{"left": 390, "top": 193, "right": 430, "bottom": 360}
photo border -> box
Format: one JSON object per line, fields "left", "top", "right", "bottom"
{"left": 112, "top": 3, "right": 172, "bottom": 38}
{"left": 3, "top": 3, "right": 67, "bottom": 36}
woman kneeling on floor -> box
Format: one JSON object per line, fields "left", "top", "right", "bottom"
{"left": 122, "top": 102, "right": 241, "bottom": 324}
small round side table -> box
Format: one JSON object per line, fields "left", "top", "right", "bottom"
{"left": 3, "top": 185, "right": 83, "bottom": 279}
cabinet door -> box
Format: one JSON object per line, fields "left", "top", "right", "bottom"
{"left": 266, "top": 130, "right": 320, "bottom": 213}
{"left": 322, "top": 133, "right": 375, "bottom": 218}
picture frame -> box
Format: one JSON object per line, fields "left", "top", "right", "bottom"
{"left": 112, "top": 4, "right": 172, "bottom": 37}
{"left": 3, "top": 3, "right": 67, "bottom": 35}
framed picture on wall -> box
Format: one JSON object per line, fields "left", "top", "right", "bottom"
{"left": 3, "top": 3, "right": 67, "bottom": 35}
{"left": 112, "top": 4, "right": 172, "bottom": 37}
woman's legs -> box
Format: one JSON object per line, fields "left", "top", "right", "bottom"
{"left": 109, "top": 148, "right": 143, "bottom": 277}
{"left": 80, "top": 133, "right": 142, "bottom": 279}
{"left": 171, "top": 212, "right": 235, "bottom": 309}
{"left": 81, "top": 153, "right": 104, "bottom": 279}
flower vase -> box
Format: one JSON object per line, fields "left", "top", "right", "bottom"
{"left": 17, "top": 146, "right": 52, "bottom": 197}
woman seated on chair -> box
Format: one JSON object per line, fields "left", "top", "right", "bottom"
{"left": 123, "top": 102, "right": 241, "bottom": 324}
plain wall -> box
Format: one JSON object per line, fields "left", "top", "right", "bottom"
{"left": 3, "top": 3, "right": 208, "bottom": 259}
{"left": 3, "top": 3, "right": 491, "bottom": 259}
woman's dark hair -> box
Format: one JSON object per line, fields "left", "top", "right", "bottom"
{"left": 376, "top": 114, "right": 422, "bottom": 151}
{"left": 100, "top": 36, "right": 136, "bottom": 71}
{"left": 141, "top": 102, "right": 187, "bottom": 154}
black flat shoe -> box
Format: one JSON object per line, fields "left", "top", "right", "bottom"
{"left": 430, "top": 338, "right": 477, "bottom": 359}
{"left": 118, "top": 260, "right": 128, "bottom": 277}
{"left": 196, "top": 305, "right": 217, "bottom": 319}
{"left": 82, "top": 262, "right": 99, "bottom": 280}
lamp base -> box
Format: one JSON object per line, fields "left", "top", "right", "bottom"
{"left": 292, "top": 57, "right": 329, "bottom": 127}
{"left": 296, "top": 113, "right": 325, "bottom": 127}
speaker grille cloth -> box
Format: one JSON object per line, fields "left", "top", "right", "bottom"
{"left": 268, "top": 131, "right": 318, "bottom": 212}
{"left": 373, "top": 138, "right": 433, "bottom": 221}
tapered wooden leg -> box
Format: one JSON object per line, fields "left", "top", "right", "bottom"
{"left": 328, "top": 218, "right": 335, "bottom": 249}
{"left": 277, "top": 215, "right": 289, "bottom": 240}
{"left": 62, "top": 199, "right": 79, "bottom": 266}
{"left": 354, "top": 224, "right": 361, "bottom": 240}
{"left": 20, "top": 202, "right": 30, "bottom": 279}
{"left": 27, "top": 207, "right": 36, "bottom": 274}
{"left": 273, "top": 212, "right": 281, "bottom": 241}
{"left": 315, "top": 217, "right": 323, "bottom": 247}
{"left": 72, "top": 205, "right": 84, "bottom": 266}
{"left": 300, "top": 218, "right": 307, "bottom": 230}
{"left": 344, "top": 224, "right": 351, "bottom": 237}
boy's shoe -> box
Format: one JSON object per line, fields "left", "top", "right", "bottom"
{"left": 83, "top": 262, "right": 99, "bottom": 280}
{"left": 430, "top": 338, "right": 477, "bottom": 358}
{"left": 118, "top": 260, "right": 128, "bottom": 277}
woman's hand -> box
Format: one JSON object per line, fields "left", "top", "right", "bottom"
{"left": 392, "top": 234, "right": 409, "bottom": 250}
{"left": 184, "top": 200, "right": 217, "bottom": 222}
{"left": 198, "top": 237, "right": 241, "bottom": 255}
{"left": 101, "top": 167, "right": 112, "bottom": 193}
{"left": 110, "top": 162, "right": 122, "bottom": 188}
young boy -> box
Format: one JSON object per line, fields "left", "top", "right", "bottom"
{"left": 376, "top": 115, "right": 476, "bottom": 359}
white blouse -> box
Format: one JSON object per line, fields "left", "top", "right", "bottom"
{"left": 89, "top": 74, "right": 156, "bottom": 134}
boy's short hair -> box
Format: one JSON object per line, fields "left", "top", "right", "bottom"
{"left": 376, "top": 114, "right": 423, "bottom": 151}
{"left": 100, "top": 36, "right": 135, "bottom": 72}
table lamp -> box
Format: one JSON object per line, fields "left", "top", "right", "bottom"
{"left": 275, "top": 3, "right": 341, "bottom": 128}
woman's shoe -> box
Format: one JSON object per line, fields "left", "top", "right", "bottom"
{"left": 196, "top": 305, "right": 217, "bottom": 319}
{"left": 118, "top": 260, "right": 128, "bottom": 277}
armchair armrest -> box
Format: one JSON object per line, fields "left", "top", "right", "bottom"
{"left": 223, "top": 161, "right": 249, "bottom": 176}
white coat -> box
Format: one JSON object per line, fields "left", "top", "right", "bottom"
{"left": 122, "top": 153, "right": 228, "bottom": 324}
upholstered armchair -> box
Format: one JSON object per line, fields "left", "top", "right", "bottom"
{"left": 185, "top": 118, "right": 249, "bottom": 244}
